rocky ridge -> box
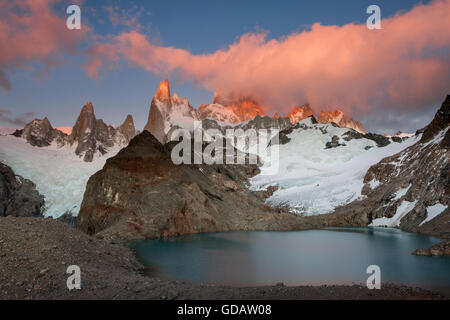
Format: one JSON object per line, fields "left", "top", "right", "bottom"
{"left": 13, "top": 103, "right": 137, "bottom": 162}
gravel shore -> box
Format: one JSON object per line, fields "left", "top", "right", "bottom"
{"left": 0, "top": 217, "right": 446, "bottom": 300}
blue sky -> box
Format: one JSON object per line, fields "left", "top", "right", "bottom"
{"left": 0, "top": 0, "right": 442, "bottom": 134}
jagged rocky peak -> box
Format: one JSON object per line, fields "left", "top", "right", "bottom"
{"left": 318, "top": 109, "right": 367, "bottom": 134}
{"left": 69, "top": 102, "right": 131, "bottom": 162}
{"left": 144, "top": 79, "right": 198, "bottom": 143}
{"left": 118, "top": 114, "right": 136, "bottom": 142}
{"left": 288, "top": 105, "right": 314, "bottom": 124}
{"left": 17, "top": 116, "right": 67, "bottom": 147}
{"left": 155, "top": 79, "right": 171, "bottom": 102}
{"left": 69, "top": 102, "right": 96, "bottom": 145}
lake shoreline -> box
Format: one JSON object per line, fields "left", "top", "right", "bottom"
{"left": 1, "top": 217, "right": 448, "bottom": 300}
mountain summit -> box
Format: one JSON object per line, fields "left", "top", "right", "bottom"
{"left": 144, "top": 79, "right": 199, "bottom": 143}
{"left": 318, "top": 110, "right": 366, "bottom": 134}
{"left": 155, "top": 79, "right": 171, "bottom": 102}
{"left": 69, "top": 102, "right": 137, "bottom": 162}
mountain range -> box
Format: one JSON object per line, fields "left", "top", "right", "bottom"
{"left": 144, "top": 80, "right": 367, "bottom": 144}
{"left": 0, "top": 80, "right": 447, "bottom": 248}
{"left": 2, "top": 79, "right": 369, "bottom": 156}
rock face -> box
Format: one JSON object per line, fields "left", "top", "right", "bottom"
{"left": 118, "top": 115, "right": 136, "bottom": 142}
{"left": 15, "top": 117, "right": 67, "bottom": 147}
{"left": 69, "top": 102, "right": 136, "bottom": 162}
{"left": 421, "top": 95, "right": 450, "bottom": 143}
{"left": 318, "top": 110, "right": 367, "bottom": 134}
{"left": 77, "top": 131, "right": 308, "bottom": 241}
{"left": 0, "top": 163, "right": 44, "bottom": 217}
{"left": 326, "top": 96, "right": 449, "bottom": 238}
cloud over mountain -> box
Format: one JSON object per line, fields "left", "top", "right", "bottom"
{"left": 87, "top": 0, "right": 450, "bottom": 116}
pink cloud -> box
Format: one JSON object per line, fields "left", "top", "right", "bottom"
{"left": 0, "top": 0, "right": 89, "bottom": 91}
{"left": 87, "top": 0, "right": 450, "bottom": 115}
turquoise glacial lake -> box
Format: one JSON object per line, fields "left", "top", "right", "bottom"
{"left": 131, "top": 228, "right": 450, "bottom": 294}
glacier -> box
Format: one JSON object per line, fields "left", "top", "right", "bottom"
{"left": 250, "top": 118, "right": 421, "bottom": 215}
{"left": 0, "top": 135, "right": 121, "bottom": 218}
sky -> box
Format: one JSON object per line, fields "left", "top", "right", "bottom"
{"left": 0, "top": 0, "right": 449, "bottom": 134}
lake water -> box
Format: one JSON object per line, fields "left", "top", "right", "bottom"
{"left": 131, "top": 228, "right": 450, "bottom": 294}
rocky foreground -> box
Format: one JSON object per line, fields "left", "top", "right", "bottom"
{"left": 0, "top": 217, "right": 446, "bottom": 300}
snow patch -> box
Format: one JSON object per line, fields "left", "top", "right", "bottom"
{"left": 368, "top": 179, "right": 381, "bottom": 190}
{"left": 370, "top": 200, "right": 418, "bottom": 227}
{"left": 392, "top": 184, "right": 411, "bottom": 201}
{"left": 419, "top": 203, "right": 448, "bottom": 226}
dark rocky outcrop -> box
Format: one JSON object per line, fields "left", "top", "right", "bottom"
{"left": 343, "top": 130, "right": 391, "bottom": 147}
{"left": 325, "top": 136, "right": 346, "bottom": 149}
{"left": 0, "top": 163, "right": 44, "bottom": 217}
{"left": 77, "top": 131, "right": 311, "bottom": 241}
{"left": 412, "top": 240, "right": 450, "bottom": 256}
{"left": 421, "top": 95, "right": 450, "bottom": 143}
